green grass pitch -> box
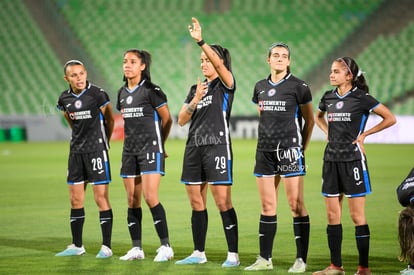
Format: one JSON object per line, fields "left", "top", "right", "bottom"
{"left": 0, "top": 139, "right": 411, "bottom": 274}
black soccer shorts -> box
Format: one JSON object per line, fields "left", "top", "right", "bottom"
{"left": 120, "top": 151, "right": 165, "bottom": 178}
{"left": 181, "top": 144, "right": 233, "bottom": 185}
{"left": 322, "top": 160, "right": 372, "bottom": 197}
{"left": 67, "top": 150, "right": 111, "bottom": 185}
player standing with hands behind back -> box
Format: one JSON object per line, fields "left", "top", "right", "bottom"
{"left": 55, "top": 60, "right": 115, "bottom": 258}
{"left": 312, "top": 57, "right": 396, "bottom": 275}
{"left": 117, "top": 49, "right": 174, "bottom": 262}
{"left": 175, "top": 17, "right": 239, "bottom": 268}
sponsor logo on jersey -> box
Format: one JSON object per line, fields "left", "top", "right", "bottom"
{"left": 327, "top": 112, "right": 351, "bottom": 122}
{"left": 121, "top": 107, "right": 144, "bottom": 118}
{"left": 69, "top": 110, "right": 92, "bottom": 120}
{"left": 258, "top": 100, "right": 287, "bottom": 111}
{"left": 197, "top": 95, "right": 213, "bottom": 108}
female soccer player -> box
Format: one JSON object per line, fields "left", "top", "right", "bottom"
{"left": 312, "top": 57, "right": 396, "bottom": 275}
{"left": 117, "top": 49, "right": 174, "bottom": 262}
{"left": 175, "top": 17, "right": 239, "bottom": 268}
{"left": 397, "top": 167, "right": 414, "bottom": 275}
{"left": 56, "top": 60, "right": 115, "bottom": 258}
{"left": 244, "top": 42, "right": 314, "bottom": 273}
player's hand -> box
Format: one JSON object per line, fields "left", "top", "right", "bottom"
{"left": 194, "top": 78, "right": 208, "bottom": 101}
{"left": 188, "top": 17, "right": 202, "bottom": 42}
{"left": 353, "top": 134, "right": 366, "bottom": 154}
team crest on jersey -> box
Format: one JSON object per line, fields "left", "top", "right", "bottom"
{"left": 74, "top": 100, "right": 82, "bottom": 109}
{"left": 268, "top": 88, "right": 276, "bottom": 97}
{"left": 335, "top": 101, "right": 344, "bottom": 110}
{"left": 126, "top": 95, "right": 133, "bottom": 105}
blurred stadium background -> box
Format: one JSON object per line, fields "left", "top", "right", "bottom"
{"left": 0, "top": 0, "right": 413, "bottom": 142}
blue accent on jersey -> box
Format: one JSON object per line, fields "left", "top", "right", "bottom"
{"left": 223, "top": 92, "right": 229, "bottom": 112}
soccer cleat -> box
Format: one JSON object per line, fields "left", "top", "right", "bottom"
{"left": 119, "top": 247, "right": 145, "bottom": 260}
{"left": 55, "top": 244, "right": 86, "bottom": 256}
{"left": 401, "top": 266, "right": 414, "bottom": 275}
{"left": 244, "top": 255, "right": 273, "bottom": 271}
{"left": 312, "top": 264, "right": 345, "bottom": 275}
{"left": 154, "top": 245, "right": 174, "bottom": 262}
{"left": 96, "top": 245, "right": 112, "bottom": 258}
{"left": 354, "top": 266, "right": 371, "bottom": 275}
{"left": 222, "top": 252, "right": 240, "bottom": 268}
{"left": 175, "top": 250, "right": 207, "bottom": 265}
{"left": 288, "top": 258, "right": 307, "bottom": 273}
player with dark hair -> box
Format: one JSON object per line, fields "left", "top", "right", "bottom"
{"left": 244, "top": 42, "right": 314, "bottom": 272}
{"left": 117, "top": 49, "right": 174, "bottom": 262}
{"left": 397, "top": 167, "right": 414, "bottom": 275}
{"left": 313, "top": 57, "right": 396, "bottom": 275}
{"left": 175, "top": 17, "right": 239, "bottom": 268}
{"left": 55, "top": 60, "right": 115, "bottom": 258}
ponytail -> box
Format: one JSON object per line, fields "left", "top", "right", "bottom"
{"left": 210, "top": 44, "right": 232, "bottom": 72}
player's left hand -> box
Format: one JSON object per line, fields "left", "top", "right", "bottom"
{"left": 353, "top": 134, "right": 366, "bottom": 154}
{"left": 188, "top": 17, "right": 202, "bottom": 42}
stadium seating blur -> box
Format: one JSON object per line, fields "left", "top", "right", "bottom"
{"left": 1, "top": 0, "right": 413, "bottom": 116}
{"left": 0, "top": 0, "right": 62, "bottom": 115}
{"left": 314, "top": 20, "right": 414, "bottom": 110}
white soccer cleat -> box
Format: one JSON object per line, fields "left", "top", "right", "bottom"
{"left": 244, "top": 255, "right": 273, "bottom": 271}
{"left": 288, "top": 258, "right": 307, "bottom": 273}
{"left": 119, "top": 247, "right": 145, "bottom": 260}
{"left": 154, "top": 245, "right": 174, "bottom": 262}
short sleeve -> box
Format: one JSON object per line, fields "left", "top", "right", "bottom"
{"left": 96, "top": 88, "right": 111, "bottom": 108}
{"left": 296, "top": 81, "right": 312, "bottom": 105}
{"left": 184, "top": 85, "right": 197, "bottom": 104}
{"left": 318, "top": 92, "right": 328, "bottom": 112}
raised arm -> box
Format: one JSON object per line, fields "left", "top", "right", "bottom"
{"left": 188, "top": 17, "right": 234, "bottom": 88}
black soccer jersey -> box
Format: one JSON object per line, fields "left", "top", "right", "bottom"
{"left": 184, "top": 76, "right": 235, "bottom": 147}
{"left": 397, "top": 167, "right": 414, "bottom": 207}
{"left": 57, "top": 82, "right": 111, "bottom": 153}
{"left": 117, "top": 79, "right": 168, "bottom": 154}
{"left": 252, "top": 74, "right": 312, "bottom": 151}
{"left": 318, "top": 86, "right": 380, "bottom": 161}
